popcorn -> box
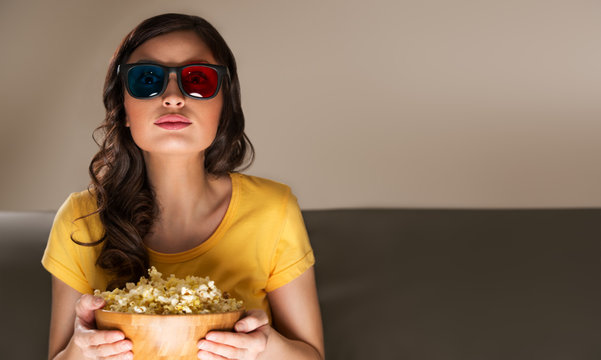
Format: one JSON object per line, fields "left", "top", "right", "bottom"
{"left": 94, "top": 267, "right": 244, "bottom": 314}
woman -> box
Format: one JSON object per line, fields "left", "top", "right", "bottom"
{"left": 42, "top": 13, "right": 324, "bottom": 360}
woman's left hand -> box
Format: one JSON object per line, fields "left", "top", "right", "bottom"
{"left": 197, "top": 309, "right": 270, "bottom": 360}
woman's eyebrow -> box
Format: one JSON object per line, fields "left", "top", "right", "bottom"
{"left": 133, "top": 59, "right": 211, "bottom": 65}
{"left": 135, "top": 59, "right": 159, "bottom": 64}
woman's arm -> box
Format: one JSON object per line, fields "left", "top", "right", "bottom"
{"left": 48, "top": 276, "right": 133, "bottom": 360}
{"left": 49, "top": 276, "right": 81, "bottom": 358}
{"left": 262, "top": 266, "right": 324, "bottom": 359}
{"left": 198, "top": 266, "right": 324, "bottom": 360}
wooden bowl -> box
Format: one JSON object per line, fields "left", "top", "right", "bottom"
{"left": 95, "top": 309, "right": 245, "bottom": 359}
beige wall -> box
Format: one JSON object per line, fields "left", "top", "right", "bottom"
{"left": 1, "top": 0, "right": 600, "bottom": 211}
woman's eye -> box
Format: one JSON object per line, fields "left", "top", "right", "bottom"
{"left": 138, "top": 73, "right": 161, "bottom": 85}
{"left": 185, "top": 72, "right": 208, "bottom": 84}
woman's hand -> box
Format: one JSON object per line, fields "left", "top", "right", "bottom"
{"left": 197, "top": 309, "right": 270, "bottom": 360}
{"left": 67, "top": 294, "right": 133, "bottom": 360}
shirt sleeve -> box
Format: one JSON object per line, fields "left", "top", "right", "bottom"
{"left": 265, "top": 190, "right": 315, "bottom": 292}
{"left": 41, "top": 193, "right": 93, "bottom": 294}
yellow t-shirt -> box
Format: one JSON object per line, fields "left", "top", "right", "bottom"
{"left": 41, "top": 173, "right": 314, "bottom": 320}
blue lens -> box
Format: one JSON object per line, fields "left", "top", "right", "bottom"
{"left": 127, "top": 65, "right": 165, "bottom": 98}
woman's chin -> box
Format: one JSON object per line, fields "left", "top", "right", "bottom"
{"left": 141, "top": 146, "right": 208, "bottom": 159}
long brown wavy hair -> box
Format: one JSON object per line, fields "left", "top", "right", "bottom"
{"left": 76, "top": 13, "right": 254, "bottom": 290}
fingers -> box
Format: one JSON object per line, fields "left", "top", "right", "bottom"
{"left": 73, "top": 321, "right": 125, "bottom": 346}
{"left": 198, "top": 339, "right": 246, "bottom": 359}
{"left": 93, "top": 340, "right": 133, "bottom": 358}
{"left": 198, "top": 309, "right": 269, "bottom": 358}
{"left": 105, "top": 352, "right": 134, "bottom": 360}
{"left": 74, "top": 333, "right": 132, "bottom": 359}
{"left": 199, "top": 328, "right": 269, "bottom": 360}
{"left": 198, "top": 350, "right": 229, "bottom": 360}
{"left": 234, "top": 309, "right": 269, "bottom": 333}
{"left": 73, "top": 321, "right": 131, "bottom": 358}
{"left": 75, "top": 294, "right": 106, "bottom": 328}
{"left": 71, "top": 294, "right": 132, "bottom": 358}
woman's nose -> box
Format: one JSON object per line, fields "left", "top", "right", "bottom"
{"left": 162, "top": 73, "right": 185, "bottom": 108}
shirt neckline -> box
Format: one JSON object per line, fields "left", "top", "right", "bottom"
{"left": 146, "top": 172, "right": 241, "bottom": 263}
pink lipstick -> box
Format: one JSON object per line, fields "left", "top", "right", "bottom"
{"left": 154, "top": 114, "right": 192, "bottom": 130}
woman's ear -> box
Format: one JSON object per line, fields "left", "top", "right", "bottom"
{"left": 125, "top": 116, "right": 130, "bottom": 127}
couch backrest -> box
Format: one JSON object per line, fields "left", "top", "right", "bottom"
{"left": 1, "top": 209, "right": 599, "bottom": 360}
{"left": 305, "top": 209, "right": 601, "bottom": 360}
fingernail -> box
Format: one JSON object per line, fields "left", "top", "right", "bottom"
{"left": 235, "top": 323, "right": 246, "bottom": 332}
{"left": 94, "top": 297, "right": 104, "bottom": 305}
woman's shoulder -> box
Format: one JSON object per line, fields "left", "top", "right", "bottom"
{"left": 51, "top": 189, "right": 104, "bottom": 244}
{"left": 54, "top": 189, "right": 99, "bottom": 224}
{"left": 231, "top": 173, "right": 303, "bottom": 215}
{"left": 230, "top": 173, "right": 303, "bottom": 228}
{"left": 232, "top": 172, "right": 293, "bottom": 201}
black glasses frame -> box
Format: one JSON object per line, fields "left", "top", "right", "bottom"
{"left": 117, "top": 63, "right": 229, "bottom": 100}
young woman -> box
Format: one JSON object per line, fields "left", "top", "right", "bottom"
{"left": 42, "top": 13, "right": 324, "bottom": 360}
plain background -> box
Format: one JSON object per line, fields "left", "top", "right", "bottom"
{"left": 1, "top": 0, "right": 600, "bottom": 211}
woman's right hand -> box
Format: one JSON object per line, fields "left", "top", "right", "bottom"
{"left": 67, "top": 294, "right": 133, "bottom": 359}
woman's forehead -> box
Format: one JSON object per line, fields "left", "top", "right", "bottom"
{"left": 126, "top": 30, "right": 216, "bottom": 65}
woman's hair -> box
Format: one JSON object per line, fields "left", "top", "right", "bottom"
{"left": 77, "top": 13, "right": 254, "bottom": 290}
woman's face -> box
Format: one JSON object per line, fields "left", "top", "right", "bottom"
{"left": 123, "top": 30, "right": 223, "bottom": 157}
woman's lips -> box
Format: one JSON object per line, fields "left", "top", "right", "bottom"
{"left": 156, "top": 122, "right": 191, "bottom": 130}
{"left": 154, "top": 114, "right": 191, "bottom": 130}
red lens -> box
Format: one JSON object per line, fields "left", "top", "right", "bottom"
{"left": 181, "top": 65, "right": 219, "bottom": 98}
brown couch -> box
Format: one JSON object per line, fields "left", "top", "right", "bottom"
{"left": 0, "top": 209, "right": 599, "bottom": 359}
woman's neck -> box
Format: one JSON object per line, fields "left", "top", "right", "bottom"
{"left": 144, "top": 152, "right": 212, "bottom": 218}
{"left": 142, "top": 151, "right": 232, "bottom": 253}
